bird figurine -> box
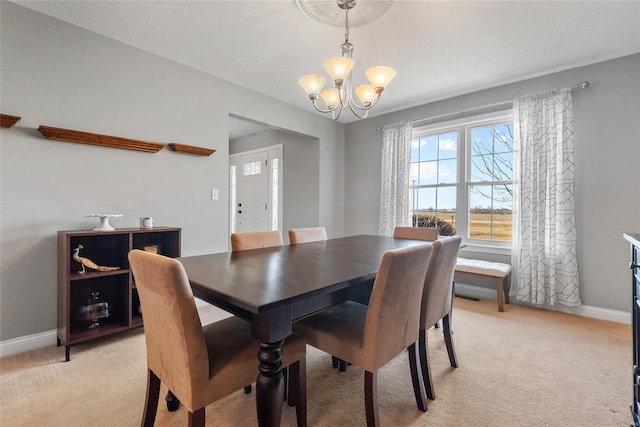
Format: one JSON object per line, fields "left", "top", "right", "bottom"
{"left": 73, "top": 245, "right": 120, "bottom": 274}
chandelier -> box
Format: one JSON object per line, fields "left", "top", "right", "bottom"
{"left": 298, "top": 0, "right": 396, "bottom": 120}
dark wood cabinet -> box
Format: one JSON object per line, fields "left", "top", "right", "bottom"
{"left": 57, "top": 227, "right": 181, "bottom": 361}
{"left": 625, "top": 232, "right": 640, "bottom": 426}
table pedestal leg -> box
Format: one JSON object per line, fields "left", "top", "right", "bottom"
{"left": 256, "top": 340, "right": 284, "bottom": 427}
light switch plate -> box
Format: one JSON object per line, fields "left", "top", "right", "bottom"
{"left": 211, "top": 189, "right": 219, "bottom": 200}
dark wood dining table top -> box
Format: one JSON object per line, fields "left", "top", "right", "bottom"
{"left": 179, "top": 234, "right": 430, "bottom": 320}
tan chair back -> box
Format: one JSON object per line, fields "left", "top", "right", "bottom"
{"left": 230, "top": 230, "right": 283, "bottom": 252}
{"left": 128, "top": 250, "right": 209, "bottom": 411}
{"left": 421, "top": 236, "right": 462, "bottom": 329}
{"left": 362, "top": 243, "right": 433, "bottom": 371}
{"left": 289, "top": 227, "right": 328, "bottom": 245}
{"left": 393, "top": 226, "right": 438, "bottom": 241}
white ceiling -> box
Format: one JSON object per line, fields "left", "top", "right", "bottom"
{"left": 13, "top": 0, "right": 640, "bottom": 129}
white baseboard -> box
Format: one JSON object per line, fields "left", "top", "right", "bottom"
{"left": 0, "top": 329, "right": 57, "bottom": 358}
{"left": 1, "top": 288, "right": 631, "bottom": 357}
{"left": 454, "top": 283, "right": 631, "bottom": 324}
{"left": 1, "top": 300, "right": 208, "bottom": 357}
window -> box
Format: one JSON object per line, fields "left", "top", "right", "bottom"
{"left": 271, "top": 158, "right": 279, "bottom": 231}
{"left": 409, "top": 111, "right": 514, "bottom": 248}
{"left": 243, "top": 161, "right": 261, "bottom": 176}
{"left": 230, "top": 164, "right": 237, "bottom": 234}
{"left": 468, "top": 122, "right": 513, "bottom": 241}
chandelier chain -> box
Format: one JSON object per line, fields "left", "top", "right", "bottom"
{"left": 344, "top": 8, "right": 350, "bottom": 43}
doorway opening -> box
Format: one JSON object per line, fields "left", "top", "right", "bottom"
{"left": 229, "top": 144, "right": 283, "bottom": 235}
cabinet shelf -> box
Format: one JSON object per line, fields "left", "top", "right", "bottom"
{"left": 58, "top": 227, "right": 181, "bottom": 361}
{"left": 69, "top": 269, "right": 130, "bottom": 281}
{"left": 39, "top": 125, "right": 165, "bottom": 153}
{"left": 0, "top": 114, "right": 21, "bottom": 128}
{"left": 68, "top": 322, "right": 134, "bottom": 345}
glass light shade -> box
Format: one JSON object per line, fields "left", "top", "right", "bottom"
{"left": 320, "top": 88, "right": 340, "bottom": 108}
{"left": 355, "top": 84, "right": 378, "bottom": 105}
{"left": 323, "top": 57, "right": 356, "bottom": 84}
{"left": 298, "top": 74, "right": 327, "bottom": 96}
{"left": 365, "top": 66, "right": 397, "bottom": 89}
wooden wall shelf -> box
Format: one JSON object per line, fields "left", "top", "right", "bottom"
{"left": 168, "top": 143, "right": 215, "bottom": 157}
{"left": 1, "top": 114, "right": 21, "bottom": 128}
{"left": 38, "top": 125, "right": 165, "bottom": 153}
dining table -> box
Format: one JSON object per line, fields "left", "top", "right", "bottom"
{"left": 177, "top": 234, "right": 435, "bottom": 427}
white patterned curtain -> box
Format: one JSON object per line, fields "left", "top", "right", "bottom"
{"left": 378, "top": 121, "right": 413, "bottom": 236}
{"left": 512, "top": 88, "right": 581, "bottom": 307}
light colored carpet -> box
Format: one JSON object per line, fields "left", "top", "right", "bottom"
{"left": 0, "top": 297, "right": 631, "bottom": 426}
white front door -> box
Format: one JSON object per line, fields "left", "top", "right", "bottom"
{"left": 235, "top": 150, "right": 269, "bottom": 233}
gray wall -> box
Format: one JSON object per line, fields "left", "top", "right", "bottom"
{"left": 229, "top": 129, "right": 321, "bottom": 243}
{"left": 345, "top": 54, "right": 640, "bottom": 313}
{"left": 0, "top": 3, "right": 345, "bottom": 341}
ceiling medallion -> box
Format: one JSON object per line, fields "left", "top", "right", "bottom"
{"left": 295, "top": 0, "right": 394, "bottom": 28}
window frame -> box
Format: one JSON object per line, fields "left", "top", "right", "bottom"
{"left": 411, "top": 110, "right": 514, "bottom": 252}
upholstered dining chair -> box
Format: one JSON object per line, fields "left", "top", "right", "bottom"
{"left": 393, "top": 226, "right": 439, "bottom": 241}
{"left": 417, "top": 236, "right": 462, "bottom": 400}
{"left": 288, "top": 227, "right": 327, "bottom": 245}
{"left": 294, "top": 244, "right": 433, "bottom": 426}
{"left": 231, "top": 230, "right": 283, "bottom": 252}
{"left": 393, "top": 226, "right": 442, "bottom": 331}
{"left": 289, "top": 226, "right": 348, "bottom": 370}
{"left": 128, "top": 250, "right": 307, "bottom": 427}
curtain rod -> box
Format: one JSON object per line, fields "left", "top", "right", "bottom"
{"left": 375, "top": 81, "right": 590, "bottom": 131}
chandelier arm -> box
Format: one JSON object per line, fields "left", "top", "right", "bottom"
{"left": 311, "top": 99, "right": 341, "bottom": 114}
{"left": 346, "top": 101, "right": 369, "bottom": 119}
{"left": 337, "top": 85, "right": 349, "bottom": 108}
{"left": 331, "top": 106, "right": 343, "bottom": 120}
{"left": 345, "top": 92, "right": 381, "bottom": 112}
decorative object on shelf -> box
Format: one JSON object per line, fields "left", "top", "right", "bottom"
{"left": 85, "top": 213, "right": 122, "bottom": 231}
{"left": 72, "top": 244, "right": 120, "bottom": 274}
{"left": 74, "top": 291, "right": 110, "bottom": 329}
{"left": 168, "top": 143, "right": 216, "bottom": 156}
{"left": 143, "top": 244, "right": 160, "bottom": 254}
{"left": 297, "top": 0, "right": 396, "bottom": 120}
{"left": 0, "top": 114, "right": 21, "bottom": 128}
{"left": 38, "top": 125, "right": 165, "bottom": 153}
{"left": 139, "top": 217, "right": 153, "bottom": 229}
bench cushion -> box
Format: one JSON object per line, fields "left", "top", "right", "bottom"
{"left": 455, "top": 258, "right": 512, "bottom": 278}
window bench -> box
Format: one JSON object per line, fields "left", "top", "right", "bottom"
{"left": 454, "top": 258, "right": 512, "bottom": 312}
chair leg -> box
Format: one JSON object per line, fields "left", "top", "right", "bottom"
{"left": 287, "top": 365, "right": 296, "bottom": 407}
{"left": 283, "top": 366, "right": 289, "bottom": 402}
{"left": 364, "top": 371, "right": 379, "bottom": 427}
{"left": 503, "top": 274, "right": 511, "bottom": 304}
{"left": 332, "top": 355, "right": 339, "bottom": 368}
{"left": 442, "top": 313, "right": 458, "bottom": 368}
{"left": 244, "top": 385, "right": 252, "bottom": 394}
{"left": 142, "top": 369, "right": 161, "bottom": 427}
{"left": 407, "top": 342, "right": 428, "bottom": 412}
{"left": 450, "top": 280, "right": 455, "bottom": 329}
{"left": 188, "top": 408, "right": 205, "bottom": 427}
{"left": 289, "top": 359, "right": 307, "bottom": 427}
{"left": 496, "top": 277, "right": 505, "bottom": 312}
{"left": 339, "top": 359, "right": 348, "bottom": 372}
{"left": 419, "top": 328, "right": 435, "bottom": 400}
